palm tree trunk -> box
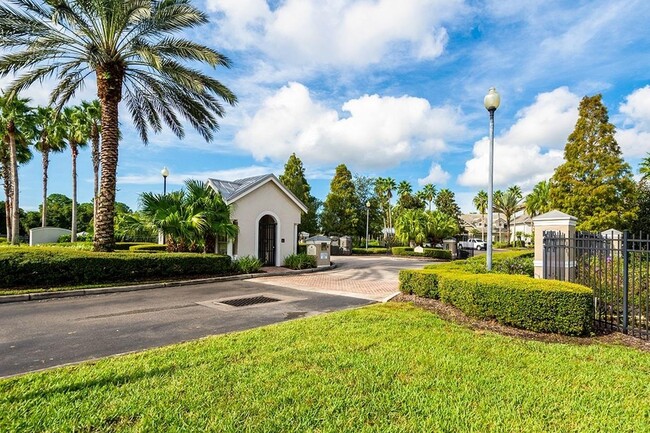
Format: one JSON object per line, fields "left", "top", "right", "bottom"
{"left": 8, "top": 126, "right": 20, "bottom": 245}
{"left": 71, "top": 143, "right": 78, "bottom": 242}
{"left": 41, "top": 146, "right": 49, "bottom": 227}
{"left": 1, "top": 157, "right": 11, "bottom": 242}
{"left": 91, "top": 125, "right": 100, "bottom": 222}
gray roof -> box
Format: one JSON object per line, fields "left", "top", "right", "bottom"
{"left": 305, "top": 235, "right": 331, "bottom": 243}
{"left": 206, "top": 173, "right": 308, "bottom": 212}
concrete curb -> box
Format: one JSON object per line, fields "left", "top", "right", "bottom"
{"left": 0, "top": 264, "right": 337, "bottom": 304}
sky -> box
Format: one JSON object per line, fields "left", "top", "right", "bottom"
{"left": 6, "top": 0, "right": 650, "bottom": 215}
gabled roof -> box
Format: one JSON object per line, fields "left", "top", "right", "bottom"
{"left": 206, "top": 174, "right": 308, "bottom": 213}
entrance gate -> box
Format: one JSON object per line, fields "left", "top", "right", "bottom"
{"left": 258, "top": 215, "right": 277, "bottom": 266}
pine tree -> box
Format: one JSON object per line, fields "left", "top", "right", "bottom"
{"left": 278, "top": 153, "right": 319, "bottom": 234}
{"left": 549, "top": 94, "right": 637, "bottom": 231}
{"left": 321, "top": 164, "right": 360, "bottom": 235}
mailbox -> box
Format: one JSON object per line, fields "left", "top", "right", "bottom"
{"left": 304, "top": 235, "right": 332, "bottom": 267}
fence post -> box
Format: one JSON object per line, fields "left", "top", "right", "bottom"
{"left": 622, "top": 230, "right": 629, "bottom": 334}
{"left": 533, "top": 210, "right": 578, "bottom": 280}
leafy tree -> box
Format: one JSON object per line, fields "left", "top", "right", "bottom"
{"left": 525, "top": 180, "right": 551, "bottom": 217}
{"left": 34, "top": 106, "right": 66, "bottom": 227}
{"left": 0, "top": 0, "right": 237, "bottom": 251}
{"left": 321, "top": 164, "right": 359, "bottom": 235}
{"left": 435, "top": 188, "right": 461, "bottom": 228}
{"left": 395, "top": 208, "right": 428, "bottom": 247}
{"left": 278, "top": 153, "right": 318, "bottom": 234}
{"left": 353, "top": 175, "right": 381, "bottom": 240}
{"left": 549, "top": 94, "right": 637, "bottom": 231}
{"left": 473, "top": 190, "right": 488, "bottom": 241}
{"left": 420, "top": 184, "right": 437, "bottom": 211}
{"left": 62, "top": 105, "right": 90, "bottom": 242}
{"left": 0, "top": 93, "right": 35, "bottom": 243}
{"left": 631, "top": 181, "right": 650, "bottom": 235}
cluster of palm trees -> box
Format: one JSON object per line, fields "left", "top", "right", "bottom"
{"left": 0, "top": 0, "right": 236, "bottom": 251}
{"left": 124, "top": 180, "right": 237, "bottom": 253}
{"left": 0, "top": 94, "right": 101, "bottom": 244}
{"left": 472, "top": 181, "right": 551, "bottom": 245}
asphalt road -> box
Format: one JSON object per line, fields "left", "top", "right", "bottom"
{"left": 0, "top": 256, "right": 431, "bottom": 378}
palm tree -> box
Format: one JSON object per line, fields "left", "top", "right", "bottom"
{"left": 62, "top": 106, "right": 90, "bottom": 242}
{"left": 394, "top": 208, "right": 428, "bottom": 247}
{"left": 0, "top": 93, "right": 35, "bottom": 244}
{"left": 525, "top": 180, "right": 551, "bottom": 217}
{"left": 421, "top": 183, "right": 437, "bottom": 211}
{"left": 0, "top": 0, "right": 237, "bottom": 252}
{"left": 495, "top": 187, "right": 523, "bottom": 246}
{"left": 640, "top": 153, "right": 650, "bottom": 182}
{"left": 397, "top": 180, "right": 412, "bottom": 199}
{"left": 34, "top": 106, "right": 67, "bottom": 227}
{"left": 427, "top": 210, "right": 459, "bottom": 244}
{"left": 507, "top": 185, "right": 523, "bottom": 245}
{"left": 374, "top": 177, "right": 397, "bottom": 241}
{"left": 0, "top": 128, "right": 32, "bottom": 241}
{"left": 473, "top": 190, "right": 488, "bottom": 241}
{"left": 81, "top": 100, "right": 101, "bottom": 222}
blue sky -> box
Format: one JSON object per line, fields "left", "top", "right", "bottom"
{"left": 7, "top": 0, "right": 650, "bottom": 214}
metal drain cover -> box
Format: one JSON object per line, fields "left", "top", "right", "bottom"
{"left": 220, "top": 295, "right": 280, "bottom": 307}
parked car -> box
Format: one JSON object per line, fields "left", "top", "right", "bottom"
{"left": 458, "top": 238, "right": 487, "bottom": 250}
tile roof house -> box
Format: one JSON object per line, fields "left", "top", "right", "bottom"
{"left": 207, "top": 174, "right": 308, "bottom": 266}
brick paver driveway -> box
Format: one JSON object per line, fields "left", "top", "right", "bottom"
{"left": 251, "top": 255, "right": 433, "bottom": 301}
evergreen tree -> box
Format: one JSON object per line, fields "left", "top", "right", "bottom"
{"left": 631, "top": 181, "right": 650, "bottom": 235}
{"left": 435, "top": 188, "right": 461, "bottom": 228}
{"left": 321, "top": 164, "right": 360, "bottom": 235}
{"left": 278, "top": 153, "right": 319, "bottom": 234}
{"left": 549, "top": 95, "right": 637, "bottom": 231}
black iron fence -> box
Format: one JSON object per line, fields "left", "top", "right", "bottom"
{"left": 543, "top": 230, "right": 650, "bottom": 338}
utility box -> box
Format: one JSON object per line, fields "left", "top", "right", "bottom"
{"left": 339, "top": 236, "right": 352, "bottom": 255}
{"left": 443, "top": 238, "right": 458, "bottom": 259}
{"left": 305, "top": 235, "right": 332, "bottom": 267}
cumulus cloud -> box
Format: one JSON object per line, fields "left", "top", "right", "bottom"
{"left": 119, "top": 165, "right": 276, "bottom": 185}
{"left": 205, "top": 0, "right": 464, "bottom": 67}
{"left": 235, "top": 82, "right": 468, "bottom": 169}
{"left": 418, "top": 163, "right": 450, "bottom": 185}
{"left": 617, "top": 85, "right": 650, "bottom": 157}
{"left": 458, "top": 87, "right": 580, "bottom": 188}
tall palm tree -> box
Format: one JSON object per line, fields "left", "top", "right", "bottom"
{"left": 0, "top": 93, "right": 35, "bottom": 244}
{"left": 421, "top": 183, "right": 437, "bottom": 211}
{"left": 640, "top": 153, "right": 650, "bottom": 182}
{"left": 495, "top": 187, "right": 523, "bottom": 246}
{"left": 397, "top": 180, "right": 412, "bottom": 199}
{"left": 81, "top": 100, "right": 101, "bottom": 222}
{"left": 34, "top": 106, "right": 67, "bottom": 227}
{"left": 0, "top": 0, "right": 237, "bottom": 251}
{"left": 62, "top": 106, "right": 89, "bottom": 242}
{"left": 507, "top": 185, "right": 523, "bottom": 245}
{"left": 0, "top": 129, "right": 32, "bottom": 241}
{"left": 525, "top": 180, "right": 551, "bottom": 217}
{"left": 473, "top": 190, "right": 488, "bottom": 241}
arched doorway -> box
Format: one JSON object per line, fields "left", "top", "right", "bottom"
{"left": 258, "top": 214, "right": 277, "bottom": 266}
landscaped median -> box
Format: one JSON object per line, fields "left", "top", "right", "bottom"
{"left": 399, "top": 251, "right": 594, "bottom": 336}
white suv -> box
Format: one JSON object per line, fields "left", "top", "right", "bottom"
{"left": 458, "top": 238, "right": 487, "bottom": 250}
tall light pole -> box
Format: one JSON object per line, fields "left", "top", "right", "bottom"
{"left": 365, "top": 201, "right": 371, "bottom": 249}
{"left": 484, "top": 87, "right": 500, "bottom": 271}
{"left": 161, "top": 167, "right": 169, "bottom": 195}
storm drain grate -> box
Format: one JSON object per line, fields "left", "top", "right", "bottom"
{"left": 220, "top": 295, "right": 281, "bottom": 307}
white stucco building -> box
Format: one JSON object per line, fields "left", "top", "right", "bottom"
{"left": 207, "top": 174, "right": 307, "bottom": 266}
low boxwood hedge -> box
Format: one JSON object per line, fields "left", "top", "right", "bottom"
{"left": 392, "top": 246, "right": 452, "bottom": 260}
{"left": 352, "top": 247, "right": 387, "bottom": 255}
{"left": 0, "top": 247, "right": 232, "bottom": 289}
{"left": 400, "top": 252, "right": 593, "bottom": 336}
{"left": 128, "top": 244, "right": 167, "bottom": 253}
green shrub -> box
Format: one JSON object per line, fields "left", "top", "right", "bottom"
{"left": 0, "top": 247, "right": 232, "bottom": 289}
{"left": 391, "top": 246, "right": 451, "bottom": 260}
{"left": 57, "top": 234, "right": 91, "bottom": 243}
{"left": 116, "top": 242, "right": 156, "bottom": 251}
{"left": 352, "top": 247, "right": 387, "bottom": 255}
{"left": 284, "top": 253, "right": 317, "bottom": 270}
{"left": 128, "top": 244, "right": 167, "bottom": 253}
{"left": 391, "top": 246, "right": 413, "bottom": 256}
{"left": 232, "top": 255, "right": 263, "bottom": 273}
{"left": 399, "top": 269, "right": 440, "bottom": 298}
{"left": 297, "top": 244, "right": 307, "bottom": 255}
{"left": 44, "top": 241, "right": 94, "bottom": 251}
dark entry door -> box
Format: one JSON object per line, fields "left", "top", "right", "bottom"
{"left": 258, "top": 215, "right": 277, "bottom": 266}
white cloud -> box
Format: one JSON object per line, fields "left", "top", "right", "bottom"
{"left": 418, "top": 163, "right": 450, "bottom": 185}
{"left": 206, "top": 0, "right": 464, "bottom": 67}
{"left": 119, "top": 165, "right": 275, "bottom": 185}
{"left": 458, "top": 87, "right": 579, "bottom": 188}
{"left": 617, "top": 85, "right": 650, "bottom": 157}
{"left": 235, "top": 82, "right": 468, "bottom": 169}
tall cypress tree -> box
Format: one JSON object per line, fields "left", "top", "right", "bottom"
{"left": 278, "top": 153, "right": 319, "bottom": 234}
{"left": 549, "top": 94, "right": 637, "bottom": 231}
{"left": 321, "top": 164, "right": 360, "bottom": 235}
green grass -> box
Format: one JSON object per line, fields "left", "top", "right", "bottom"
{"left": 2, "top": 303, "right": 650, "bottom": 432}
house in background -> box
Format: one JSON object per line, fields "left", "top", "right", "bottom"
{"left": 207, "top": 174, "right": 307, "bottom": 266}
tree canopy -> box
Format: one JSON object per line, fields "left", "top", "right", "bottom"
{"left": 321, "top": 164, "right": 359, "bottom": 235}
{"left": 278, "top": 153, "right": 319, "bottom": 234}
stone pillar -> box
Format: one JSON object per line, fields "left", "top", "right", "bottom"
{"left": 532, "top": 210, "right": 577, "bottom": 280}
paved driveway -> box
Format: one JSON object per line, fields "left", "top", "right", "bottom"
{"left": 0, "top": 255, "right": 431, "bottom": 377}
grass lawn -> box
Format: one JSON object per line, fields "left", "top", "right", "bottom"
{"left": 2, "top": 303, "right": 650, "bottom": 432}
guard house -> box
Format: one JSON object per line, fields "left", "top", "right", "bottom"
{"left": 207, "top": 174, "right": 308, "bottom": 266}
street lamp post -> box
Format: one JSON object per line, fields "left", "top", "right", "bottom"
{"left": 161, "top": 167, "right": 169, "bottom": 195}
{"left": 484, "top": 87, "right": 500, "bottom": 271}
{"left": 365, "top": 201, "right": 371, "bottom": 249}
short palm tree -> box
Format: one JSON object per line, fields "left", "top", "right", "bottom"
{"left": 62, "top": 106, "right": 90, "bottom": 242}
{"left": 473, "top": 190, "right": 488, "bottom": 241}
{"left": 427, "top": 210, "right": 459, "bottom": 244}
{"left": 0, "top": 0, "right": 237, "bottom": 251}
{"left": 394, "top": 208, "right": 428, "bottom": 247}
{"left": 0, "top": 93, "right": 35, "bottom": 243}
{"left": 34, "top": 106, "right": 67, "bottom": 227}
{"left": 525, "top": 180, "right": 551, "bottom": 217}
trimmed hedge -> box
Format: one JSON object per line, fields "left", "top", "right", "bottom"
{"left": 400, "top": 251, "right": 594, "bottom": 336}
{"left": 129, "top": 244, "right": 167, "bottom": 253}
{"left": 284, "top": 253, "right": 317, "bottom": 270}
{"left": 0, "top": 247, "right": 232, "bottom": 289}
{"left": 352, "top": 247, "right": 388, "bottom": 255}
{"left": 392, "top": 246, "right": 452, "bottom": 260}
